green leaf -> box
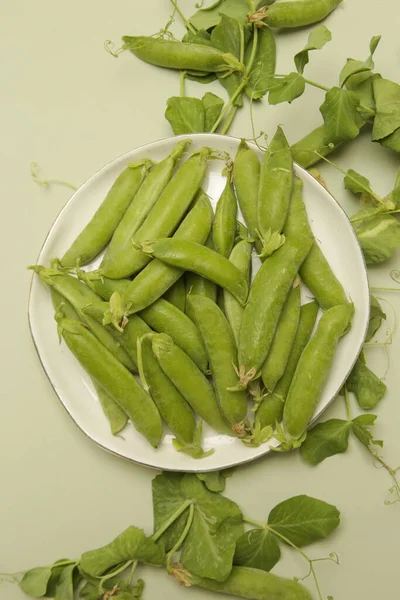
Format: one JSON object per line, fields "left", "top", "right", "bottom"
{"left": 344, "top": 169, "right": 374, "bottom": 197}
{"left": 189, "top": 0, "right": 265, "bottom": 30}
{"left": 54, "top": 564, "right": 76, "bottom": 600}
{"left": 320, "top": 87, "right": 361, "bottom": 145}
{"left": 351, "top": 209, "right": 400, "bottom": 264}
{"left": 294, "top": 25, "right": 332, "bottom": 75}
{"left": 268, "top": 73, "right": 305, "bottom": 105}
{"left": 79, "top": 579, "right": 144, "bottom": 600}
{"left": 380, "top": 125, "right": 400, "bottom": 152}
{"left": 367, "top": 296, "right": 386, "bottom": 342}
{"left": 268, "top": 495, "right": 340, "bottom": 547}
{"left": 245, "top": 27, "right": 276, "bottom": 101}
{"left": 182, "top": 29, "right": 213, "bottom": 47}
{"left": 351, "top": 414, "right": 383, "bottom": 449}
{"left": 80, "top": 526, "right": 164, "bottom": 578}
{"left": 185, "top": 72, "right": 218, "bottom": 84}
{"left": 211, "top": 14, "right": 245, "bottom": 108}
{"left": 257, "top": 230, "right": 285, "bottom": 259}
{"left": 19, "top": 567, "right": 53, "bottom": 597}
{"left": 301, "top": 419, "right": 351, "bottom": 465}
{"left": 202, "top": 92, "right": 224, "bottom": 132}
{"left": 165, "top": 97, "right": 205, "bottom": 135}
{"left": 196, "top": 469, "right": 234, "bottom": 493}
{"left": 347, "top": 355, "right": 386, "bottom": 410}
{"left": 339, "top": 35, "right": 381, "bottom": 88}
{"left": 372, "top": 78, "right": 400, "bottom": 141}
{"left": 234, "top": 529, "right": 281, "bottom": 571}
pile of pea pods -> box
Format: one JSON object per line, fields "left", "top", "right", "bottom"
{"left": 33, "top": 130, "right": 353, "bottom": 455}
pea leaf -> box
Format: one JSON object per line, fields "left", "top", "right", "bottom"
{"left": 182, "top": 29, "right": 213, "bottom": 47}
{"left": 351, "top": 414, "right": 383, "bottom": 449}
{"left": 347, "top": 355, "right": 387, "bottom": 410}
{"left": 234, "top": 529, "right": 281, "bottom": 571}
{"left": 80, "top": 526, "right": 164, "bottom": 578}
{"left": 19, "top": 567, "right": 53, "bottom": 597}
{"left": 372, "top": 78, "right": 400, "bottom": 141}
{"left": 339, "top": 35, "right": 381, "bottom": 88}
{"left": 380, "top": 125, "right": 400, "bottom": 152}
{"left": 189, "top": 0, "right": 266, "bottom": 30}
{"left": 54, "top": 564, "right": 76, "bottom": 600}
{"left": 320, "top": 87, "right": 361, "bottom": 145}
{"left": 294, "top": 25, "right": 332, "bottom": 75}
{"left": 245, "top": 27, "right": 276, "bottom": 100}
{"left": 80, "top": 579, "right": 144, "bottom": 600}
{"left": 211, "top": 14, "right": 244, "bottom": 107}
{"left": 196, "top": 469, "right": 234, "bottom": 493}
{"left": 367, "top": 296, "right": 386, "bottom": 342}
{"left": 203, "top": 92, "right": 224, "bottom": 132}
{"left": 185, "top": 72, "right": 218, "bottom": 84}
{"left": 344, "top": 169, "right": 374, "bottom": 197}
{"left": 351, "top": 209, "right": 400, "bottom": 264}
{"left": 300, "top": 419, "right": 352, "bottom": 465}
{"left": 268, "top": 73, "right": 305, "bottom": 105}
{"left": 165, "top": 97, "right": 205, "bottom": 135}
{"left": 268, "top": 495, "right": 340, "bottom": 547}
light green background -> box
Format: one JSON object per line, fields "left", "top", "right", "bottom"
{"left": 1, "top": 1, "right": 400, "bottom": 598}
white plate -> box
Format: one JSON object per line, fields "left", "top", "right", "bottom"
{"left": 28, "top": 133, "right": 370, "bottom": 472}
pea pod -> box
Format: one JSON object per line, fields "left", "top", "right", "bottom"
{"left": 152, "top": 333, "right": 231, "bottom": 436}
{"left": 122, "top": 36, "right": 244, "bottom": 74}
{"left": 138, "top": 335, "right": 196, "bottom": 445}
{"left": 263, "top": 0, "right": 343, "bottom": 29}
{"left": 284, "top": 178, "right": 349, "bottom": 310}
{"left": 223, "top": 240, "right": 253, "bottom": 346}
{"left": 238, "top": 233, "right": 313, "bottom": 382}
{"left": 77, "top": 269, "right": 131, "bottom": 301}
{"left": 60, "top": 160, "right": 152, "bottom": 268}
{"left": 283, "top": 303, "right": 354, "bottom": 439}
{"left": 257, "top": 126, "right": 293, "bottom": 251}
{"left": 256, "top": 301, "right": 319, "bottom": 429}
{"left": 213, "top": 178, "right": 238, "bottom": 258}
{"left": 185, "top": 234, "right": 218, "bottom": 322}
{"left": 261, "top": 281, "right": 301, "bottom": 393}
{"left": 188, "top": 295, "right": 248, "bottom": 430}
{"left": 291, "top": 125, "right": 336, "bottom": 169}
{"left": 163, "top": 278, "right": 186, "bottom": 312}
{"left": 139, "top": 298, "right": 208, "bottom": 373}
{"left": 233, "top": 140, "right": 260, "bottom": 244}
{"left": 183, "top": 565, "right": 313, "bottom": 600}
{"left": 107, "top": 148, "right": 211, "bottom": 278}
{"left": 121, "top": 190, "right": 213, "bottom": 316}
{"left": 57, "top": 318, "right": 163, "bottom": 448}
{"left": 101, "top": 141, "right": 189, "bottom": 278}
{"left": 139, "top": 239, "right": 248, "bottom": 306}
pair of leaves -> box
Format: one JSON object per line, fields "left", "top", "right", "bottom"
{"left": 351, "top": 207, "right": 400, "bottom": 264}
{"left": 152, "top": 473, "right": 243, "bottom": 582}
{"left": 234, "top": 495, "right": 340, "bottom": 572}
{"left": 339, "top": 35, "right": 381, "bottom": 88}
{"left": 196, "top": 468, "right": 234, "bottom": 492}
{"left": 19, "top": 560, "right": 78, "bottom": 600}
{"left": 165, "top": 92, "right": 224, "bottom": 135}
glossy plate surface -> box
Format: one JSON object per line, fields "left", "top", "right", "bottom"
{"left": 28, "top": 134, "right": 370, "bottom": 472}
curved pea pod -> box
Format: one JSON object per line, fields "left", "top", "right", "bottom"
{"left": 256, "top": 301, "right": 319, "bottom": 429}
{"left": 77, "top": 269, "right": 131, "bottom": 301}
{"left": 187, "top": 295, "right": 248, "bottom": 431}
{"left": 284, "top": 178, "right": 349, "bottom": 310}
{"left": 261, "top": 282, "right": 301, "bottom": 393}
{"left": 233, "top": 140, "right": 260, "bottom": 244}
{"left": 163, "top": 278, "right": 186, "bottom": 312}
{"left": 60, "top": 160, "right": 152, "bottom": 268}
{"left": 223, "top": 240, "right": 253, "bottom": 346}
{"left": 138, "top": 335, "right": 196, "bottom": 445}
{"left": 122, "top": 36, "right": 244, "bottom": 74}
{"left": 121, "top": 190, "right": 213, "bottom": 315}
{"left": 101, "top": 141, "right": 190, "bottom": 278}
{"left": 108, "top": 148, "right": 211, "bottom": 278}
{"left": 185, "top": 234, "right": 218, "bottom": 322}
{"left": 283, "top": 303, "right": 354, "bottom": 439}
{"left": 180, "top": 565, "right": 313, "bottom": 600}
{"left": 139, "top": 298, "right": 208, "bottom": 373}
{"left": 257, "top": 127, "right": 293, "bottom": 254}
{"left": 213, "top": 178, "right": 238, "bottom": 258}
{"left": 139, "top": 239, "right": 248, "bottom": 306}
{"left": 238, "top": 233, "right": 313, "bottom": 382}
{"left": 152, "top": 334, "right": 232, "bottom": 436}
{"left": 264, "top": 0, "right": 343, "bottom": 29}
{"left": 57, "top": 318, "right": 163, "bottom": 447}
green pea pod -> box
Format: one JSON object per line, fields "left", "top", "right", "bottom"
{"left": 265, "top": 0, "right": 343, "bottom": 28}
{"left": 163, "top": 278, "right": 186, "bottom": 312}
{"left": 187, "top": 295, "right": 248, "bottom": 430}
{"left": 283, "top": 303, "right": 354, "bottom": 439}
{"left": 122, "top": 36, "right": 244, "bottom": 74}
{"left": 152, "top": 334, "right": 231, "bottom": 435}
{"left": 60, "top": 160, "right": 152, "bottom": 268}
{"left": 256, "top": 300, "right": 319, "bottom": 429}
{"left": 138, "top": 335, "right": 196, "bottom": 446}
{"left": 57, "top": 318, "right": 163, "bottom": 448}
{"left": 238, "top": 233, "right": 313, "bottom": 381}
{"left": 284, "top": 178, "right": 349, "bottom": 310}
{"left": 233, "top": 140, "right": 260, "bottom": 244}
{"left": 101, "top": 141, "right": 190, "bottom": 278}
{"left": 182, "top": 565, "right": 313, "bottom": 600}
{"left": 223, "top": 240, "right": 253, "bottom": 346}
{"left": 139, "top": 239, "right": 248, "bottom": 306}
{"left": 258, "top": 126, "right": 293, "bottom": 249}
{"left": 185, "top": 234, "right": 218, "bottom": 322}
{"left": 261, "top": 281, "right": 301, "bottom": 393}
{"left": 139, "top": 298, "right": 208, "bottom": 373}
{"left": 121, "top": 190, "right": 213, "bottom": 315}
{"left": 291, "top": 125, "right": 336, "bottom": 169}
{"left": 108, "top": 148, "right": 211, "bottom": 278}
{"left": 213, "top": 178, "right": 238, "bottom": 258}
{"left": 77, "top": 269, "right": 131, "bottom": 301}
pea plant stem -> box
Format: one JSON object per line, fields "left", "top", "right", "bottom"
{"left": 169, "top": 0, "right": 196, "bottom": 34}
{"left": 344, "top": 387, "right": 353, "bottom": 421}
{"left": 166, "top": 503, "right": 195, "bottom": 569}
{"left": 220, "top": 106, "right": 239, "bottom": 135}
{"left": 302, "top": 79, "right": 375, "bottom": 115}
{"left": 180, "top": 71, "right": 186, "bottom": 97}
{"left": 152, "top": 499, "right": 192, "bottom": 542}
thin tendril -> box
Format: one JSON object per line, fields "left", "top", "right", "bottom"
{"left": 30, "top": 162, "right": 77, "bottom": 191}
